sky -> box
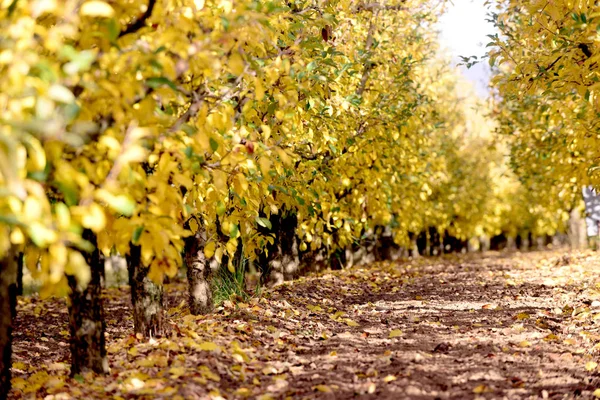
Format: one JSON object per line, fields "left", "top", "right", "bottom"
{"left": 437, "top": 0, "right": 496, "bottom": 97}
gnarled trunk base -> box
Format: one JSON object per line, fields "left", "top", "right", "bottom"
{"left": 67, "top": 230, "right": 109, "bottom": 376}
{"left": 0, "top": 248, "right": 17, "bottom": 399}
{"left": 184, "top": 227, "right": 213, "bottom": 315}
{"left": 127, "top": 245, "right": 164, "bottom": 338}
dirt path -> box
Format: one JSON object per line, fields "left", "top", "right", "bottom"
{"left": 9, "top": 251, "right": 600, "bottom": 399}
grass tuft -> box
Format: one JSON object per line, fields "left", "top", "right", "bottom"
{"left": 212, "top": 256, "right": 261, "bottom": 305}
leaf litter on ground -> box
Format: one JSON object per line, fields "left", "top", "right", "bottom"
{"left": 9, "top": 250, "right": 600, "bottom": 399}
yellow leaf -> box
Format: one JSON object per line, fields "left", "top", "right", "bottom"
{"left": 234, "top": 388, "right": 252, "bottom": 397}
{"left": 204, "top": 241, "right": 216, "bottom": 258}
{"left": 80, "top": 0, "right": 115, "bottom": 17}
{"left": 516, "top": 312, "right": 530, "bottom": 320}
{"left": 473, "top": 384, "right": 489, "bottom": 394}
{"left": 230, "top": 52, "right": 245, "bottom": 75}
{"left": 81, "top": 203, "right": 106, "bottom": 232}
{"left": 255, "top": 78, "right": 265, "bottom": 100}
{"left": 137, "top": 358, "right": 156, "bottom": 368}
{"left": 198, "top": 341, "right": 219, "bottom": 351}
{"left": 169, "top": 367, "right": 186, "bottom": 377}
{"left": 258, "top": 157, "right": 272, "bottom": 176}
{"left": 586, "top": 361, "right": 598, "bottom": 371}
{"left": 262, "top": 366, "right": 277, "bottom": 375}
{"left": 383, "top": 375, "right": 396, "bottom": 383}
{"left": 226, "top": 238, "right": 237, "bottom": 256}
{"left": 389, "top": 329, "right": 403, "bottom": 338}
{"left": 261, "top": 125, "right": 271, "bottom": 141}
{"left": 215, "top": 247, "right": 223, "bottom": 263}
{"left": 213, "top": 170, "right": 228, "bottom": 193}
{"left": 65, "top": 250, "right": 90, "bottom": 288}
{"left": 48, "top": 84, "right": 75, "bottom": 104}
{"left": 120, "top": 145, "right": 148, "bottom": 165}
{"left": 518, "top": 340, "right": 531, "bottom": 348}
{"left": 543, "top": 333, "right": 559, "bottom": 342}
{"left": 275, "top": 148, "right": 291, "bottom": 166}
{"left": 314, "top": 385, "right": 332, "bottom": 393}
{"left": 12, "top": 362, "right": 27, "bottom": 371}
{"left": 345, "top": 319, "right": 359, "bottom": 327}
{"left": 593, "top": 388, "right": 600, "bottom": 398}
{"left": 189, "top": 218, "right": 199, "bottom": 233}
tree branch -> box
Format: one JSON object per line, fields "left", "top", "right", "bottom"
{"left": 356, "top": 13, "right": 379, "bottom": 97}
{"left": 119, "top": 0, "right": 157, "bottom": 38}
{"left": 353, "top": 2, "right": 407, "bottom": 12}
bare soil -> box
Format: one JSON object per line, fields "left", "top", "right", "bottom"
{"left": 8, "top": 250, "right": 600, "bottom": 399}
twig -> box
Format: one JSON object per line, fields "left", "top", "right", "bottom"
{"left": 119, "top": 0, "right": 157, "bottom": 38}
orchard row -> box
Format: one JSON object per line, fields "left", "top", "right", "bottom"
{"left": 0, "top": 0, "right": 573, "bottom": 397}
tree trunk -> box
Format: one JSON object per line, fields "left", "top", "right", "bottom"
{"left": 126, "top": 244, "right": 164, "bottom": 338}
{"left": 263, "top": 213, "right": 300, "bottom": 284}
{"left": 16, "top": 252, "right": 23, "bottom": 296}
{"left": 0, "top": 248, "right": 17, "bottom": 400}
{"left": 183, "top": 227, "right": 213, "bottom": 315}
{"left": 568, "top": 207, "right": 587, "bottom": 249}
{"left": 67, "top": 230, "right": 109, "bottom": 376}
{"left": 409, "top": 237, "right": 420, "bottom": 258}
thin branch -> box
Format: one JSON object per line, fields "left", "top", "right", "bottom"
{"left": 119, "top": 0, "right": 157, "bottom": 38}
{"left": 353, "top": 2, "right": 407, "bottom": 12}
{"left": 356, "top": 13, "right": 379, "bottom": 97}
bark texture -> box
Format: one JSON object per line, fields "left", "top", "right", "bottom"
{"left": 0, "top": 248, "right": 17, "bottom": 400}
{"left": 67, "top": 230, "right": 109, "bottom": 376}
{"left": 569, "top": 208, "right": 588, "bottom": 249}
{"left": 127, "top": 244, "right": 164, "bottom": 337}
{"left": 16, "top": 252, "right": 23, "bottom": 296}
{"left": 184, "top": 227, "right": 213, "bottom": 315}
{"left": 266, "top": 213, "right": 299, "bottom": 284}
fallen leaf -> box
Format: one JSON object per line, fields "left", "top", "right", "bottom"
{"left": 473, "top": 384, "right": 490, "bottom": 394}
{"left": 345, "top": 319, "right": 359, "bottom": 327}
{"left": 198, "top": 341, "right": 219, "bottom": 351}
{"left": 314, "top": 385, "right": 332, "bottom": 393}
{"left": 234, "top": 387, "right": 252, "bottom": 397}
{"left": 262, "top": 366, "right": 277, "bottom": 375}
{"left": 516, "top": 312, "right": 530, "bottom": 320}
{"left": 389, "top": 329, "right": 403, "bottom": 338}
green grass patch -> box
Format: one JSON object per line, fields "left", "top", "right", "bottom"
{"left": 211, "top": 257, "right": 261, "bottom": 306}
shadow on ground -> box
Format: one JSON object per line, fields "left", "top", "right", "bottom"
{"left": 9, "top": 250, "right": 600, "bottom": 399}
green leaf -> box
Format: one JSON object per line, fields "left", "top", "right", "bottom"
{"left": 8, "top": 0, "right": 19, "bottom": 16}
{"left": 132, "top": 226, "right": 144, "bottom": 244}
{"left": 146, "top": 77, "right": 178, "bottom": 91}
{"left": 107, "top": 18, "right": 119, "bottom": 42}
{"left": 255, "top": 217, "right": 272, "bottom": 230}
{"left": 181, "top": 124, "right": 197, "bottom": 136}
{"left": 96, "top": 190, "right": 136, "bottom": 216}
{"left": 62, "top": 49, "right": 96, "bottom": 75}
{"left": 220, "top": 16, "right": 230, "bottom": 31}
{"left": 210, "top": 138, "right": 219, "bottom": 152}
{"left": 48, "top": 84, "right": 75, "bottom": 104}
{"left": 57, "top": 182, "right": 79, "bottom": 206}
{"left": 216, "top": 201, "right": 226, "bottom": 216}
{"left": 230, "top": 223, "right": 239, "bottom": 238}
